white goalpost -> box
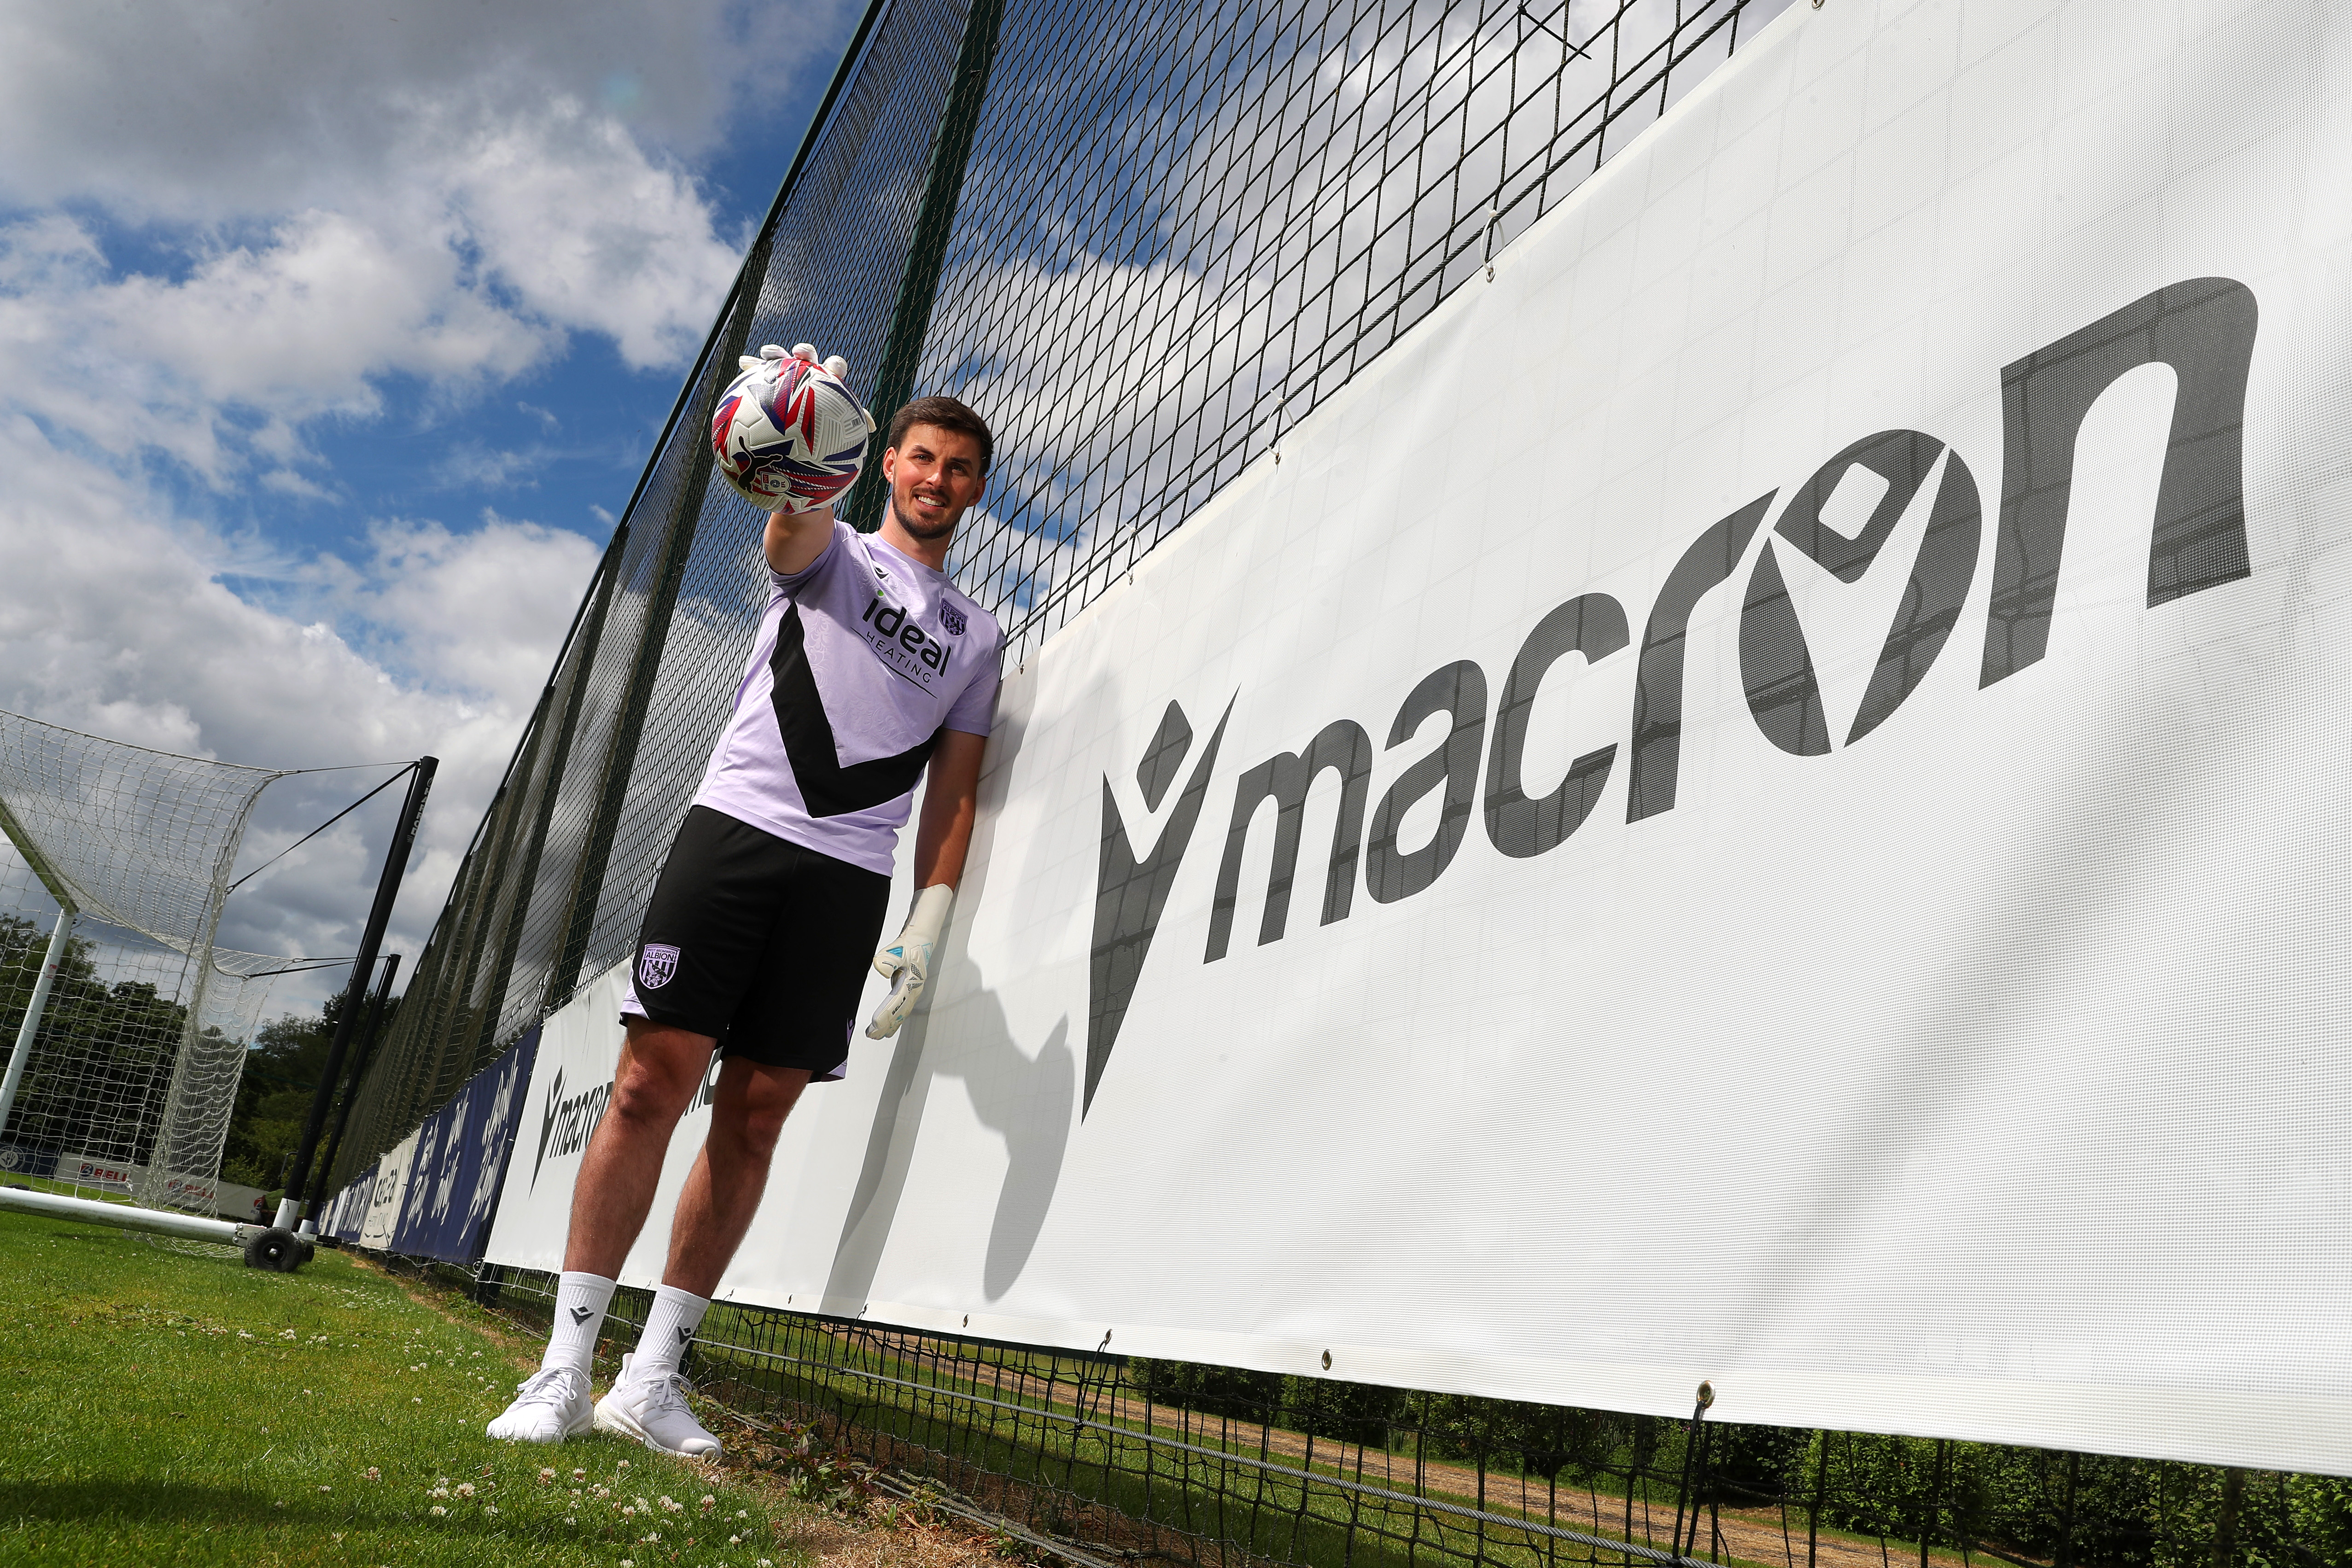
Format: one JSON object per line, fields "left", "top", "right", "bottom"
{"left": 0, "top": 711, "right": 300, "bottom": 1213}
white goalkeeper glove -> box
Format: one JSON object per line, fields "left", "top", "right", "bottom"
{"left": 865, "top": 883, "right": 954, "bottom": 1039}
{"left": 739, "top": 344, "right": 876, "bottom": 432}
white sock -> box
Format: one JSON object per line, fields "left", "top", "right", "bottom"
{"left": 542, "top": 1271, "right": 616, "bottom": 1376}
{"left": 631, "top": 1284, "right": 711, "bottom": 1381}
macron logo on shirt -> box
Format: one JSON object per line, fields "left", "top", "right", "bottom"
{"left": 860, "top": 592, "right": 963, "bottom": 692}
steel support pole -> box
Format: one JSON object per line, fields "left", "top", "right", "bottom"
{"left": 548, "top": 238, "right": 770, "bottom": 1005}
{"left": 277, "top": 758, "right": 437, "bottom": 1230}
{"left": 843, "top": 0, "right": 1009, "bottom": 533}
{"left": 309, "top": 951, "right": 400, "bottom": 1220}
{"left": 0, "top": 905, "right": 73, "bottom": 1146}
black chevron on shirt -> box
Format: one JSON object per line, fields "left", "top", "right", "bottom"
{"left": 769, "top": 601, "right": 939, "bottom": 818}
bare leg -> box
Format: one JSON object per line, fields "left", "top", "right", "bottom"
{"left": 661, "top": 1056, "right": 810, "bottom": 1296}
{"left": 562, "top": 1019, "right": 717, "bottom": 1278}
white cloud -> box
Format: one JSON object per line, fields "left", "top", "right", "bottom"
{"left": 0, "top": 414, "right": 588, "bottom": 987}
{"left": 0, "top": 1, "right": 858, "bottom": 1022}
{"left": 0, "top": 99, "right": 732, "bottom": 487}
{"left": 0, "top": 2, "right": 851, "bottom": 219}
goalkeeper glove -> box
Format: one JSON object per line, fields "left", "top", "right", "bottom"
{"left": 865, "top": 883, "right": 954, "bottom": 1039}
{"left": 739, "top": 344, "right": 876, "bottom": 433}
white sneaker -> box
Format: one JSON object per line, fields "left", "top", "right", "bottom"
{"left": 593, "top": 1352, "right": 722, "bottom": 1458}
{"left": 487, "top": 1364, "right": 593, "bottom": 1443}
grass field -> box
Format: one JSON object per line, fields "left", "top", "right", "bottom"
{"left": 0, "top": 1208, "right": 801, "bottom": 1567}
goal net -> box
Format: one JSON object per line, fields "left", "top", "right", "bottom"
{"left": 0, "top": 711, "right": 293, "bottom": 1211}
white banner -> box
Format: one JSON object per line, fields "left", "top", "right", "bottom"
{"left": 494, "top": 0, "right": 2352, "bottom": 1473}
{"left": 358, "top": 1130, "right": 415, "bottom": 1249}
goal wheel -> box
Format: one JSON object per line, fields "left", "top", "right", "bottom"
{"left": 243, "top": 1227, "right": 305, "bottom": 1272}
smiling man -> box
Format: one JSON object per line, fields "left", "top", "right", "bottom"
{"left": 488, "top": 393, "right": 1003, "bottom": 1457}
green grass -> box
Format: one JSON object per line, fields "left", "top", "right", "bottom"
{"left": 0, "top": 1210, "right": 804, "bottom": 1566}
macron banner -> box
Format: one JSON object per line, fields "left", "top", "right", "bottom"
{"left": 388, "top": 1028, "right": 539, "bottom": 1263}
{"left": 493, "top": 0, "right": 2352, "bottom": 1474}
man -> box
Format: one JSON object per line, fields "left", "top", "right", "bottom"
{"left": 487, "top": 383, "right": 1004, "bottom": 1457}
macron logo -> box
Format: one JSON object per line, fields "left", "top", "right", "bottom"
{"left": 1084, "top": 696, "right": 1232, "bottom": 1116}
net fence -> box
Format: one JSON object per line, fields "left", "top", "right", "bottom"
{"left": 332, "top": 0, "right": 1798, "bottom": 1187}
{"left": 422, "top": 1266, "right": 2344, "bottom": 1568}
{"left": 0, "top": 849, "right": 292, "bottom": 1210}
{"left": 0, "top": 711, "right": 298, "bottom": 1210}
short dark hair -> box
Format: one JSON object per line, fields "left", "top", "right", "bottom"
{"left": 887, "top": 395, "right": 993, "bottom": 475}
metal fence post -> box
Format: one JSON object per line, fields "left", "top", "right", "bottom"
{"left": 549, "top": 236, "right": 773, "bottom": 1006}
{"left": 471, "top": 536, "right": 627, "bottom": 1051}
{"left": 843, "top": 0, "right": 1010, "bottom": 533}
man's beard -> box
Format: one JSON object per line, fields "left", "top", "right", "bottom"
{"left": 895, "top": 489, "right": 961, "bottom": 540}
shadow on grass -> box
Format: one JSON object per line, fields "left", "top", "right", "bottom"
{"left": 0, "top": 1480, "right": 498, "bottom": 1537}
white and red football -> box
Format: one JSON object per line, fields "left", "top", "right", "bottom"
{"left": 710, "top": 344, "right": 874, "bottom": 512}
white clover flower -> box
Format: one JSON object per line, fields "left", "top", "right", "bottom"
{"left": 758, "top": 1558, "right": 774, "bottom": 1566}
{"left": 538, "top": 1467, "right": 556, "bottom": 1483}
{"left": 455, "top": 1482, "right": 475, "bottom": 1498}
{"left": 430, "top": 1504, "right": 447, "bottom": 1516}
{"left": 622, "top": 1505, "right": 636, "bottom": 1518}
{"left": 318, "top": 1484, "right": 332, "bottom": 1492}
{"left": 737, "top": 1510, "right": 749, "bottom": 1519}
{"left": 572, "top": 1468, "right": 586, "bottom": 1481}
{"left": 620, "top": 1559, "right": 634, "bottom": 1566}
{"left": 411, "top": 1397, "right": 421, "bottom": 1404}
{"left": 700, "top": 1495, "right": 716, "bottom": 1509}
{"left": 563, "top": 1516, "right": 576, "bottom": 1525}
{"left": 484, "top": 1504, "right": 497, "bottom": 1516}
{"left": 280, "top": 1329, "right": 297, "bottom": 1340}
{"left": 238, "top": 1330, "right": 253, "bottom": 1340}
{"left": 729, "top": 1535, "right": 742, "bottom": 1545}
{"left": 616, "top": 1459, "right": 630, "bottom": 1469}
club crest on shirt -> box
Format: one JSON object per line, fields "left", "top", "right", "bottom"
{"left": 639, "top": 943, "right": 680, "bottom": 990}
{"left": 940, "top": 603, "right": 966, "bottom": 636}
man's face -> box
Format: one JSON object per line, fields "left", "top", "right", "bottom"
{"left": 883, "top": 424, "right": 986, "bottom": 542}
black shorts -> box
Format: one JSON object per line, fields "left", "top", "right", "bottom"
{"left": 625, "top": 805, "right": 892, "bottom": 1078}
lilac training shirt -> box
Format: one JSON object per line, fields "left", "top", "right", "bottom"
{"left": 691, "top": 519, "right": 1003, "bottom": 876}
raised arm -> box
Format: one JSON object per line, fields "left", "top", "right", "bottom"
{"left": 763, "top": 506, "right": 836, "bottom": 576}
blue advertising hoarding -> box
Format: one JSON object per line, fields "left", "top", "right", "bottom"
{"left": 388, "top": 1026, "right": 537, "bottom": 1262}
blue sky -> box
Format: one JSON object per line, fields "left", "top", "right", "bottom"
{"left": 0, "top": 1, "right": 861, "bottom": 1012}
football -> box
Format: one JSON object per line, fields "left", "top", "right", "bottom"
{"left": 710, "top": 344, "right": 875, "bottom": 511}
